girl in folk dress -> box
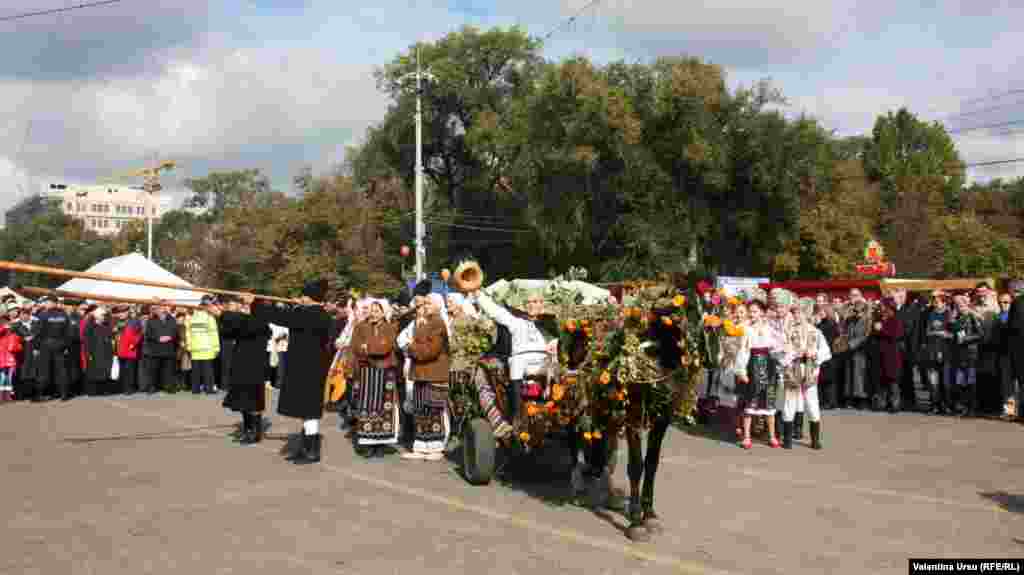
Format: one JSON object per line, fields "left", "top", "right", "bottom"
{"left": 402, "top": 293, "right": 452, "bottom": 461}
{"left": 734, "top": 300, "right": 785, "bottom": 449}
{"left": 719, "top": 303, "right": 747, "bottom": 439}
{"left": 780, "top": 299, "right": 831, "bottom": 450}
{"left": 350, "top": 299, "right": 400, "bottom": 457}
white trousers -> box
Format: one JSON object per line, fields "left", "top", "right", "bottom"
{"left": 782, "top": 385, "right": 820, "bottom": 422}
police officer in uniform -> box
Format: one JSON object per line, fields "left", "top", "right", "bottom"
{"left": 35, "top": 296, "right": 74, "bottom": 400}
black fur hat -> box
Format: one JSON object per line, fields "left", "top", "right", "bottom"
{"left": 302, "top": 278, "right": 329, "bottom": 302}
{"left": 412, "top": 279, "right": 432, "bottom": 298}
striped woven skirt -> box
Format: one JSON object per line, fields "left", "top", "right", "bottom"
{"left": 412, "top": 380, "right": 449, "bottom": 454}
{"left": 352, "top": 367, "right": 400, "bottom": 446}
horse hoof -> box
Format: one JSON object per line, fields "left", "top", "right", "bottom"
{"left": 627, "top": 525, "right": 651, "bottom": 542}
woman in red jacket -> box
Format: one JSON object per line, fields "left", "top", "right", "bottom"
{"left": 116, "top": 307, "right": 144, "bottom": 395}
{"left": 0, "top": 314, "right": 24, "bottom": 401}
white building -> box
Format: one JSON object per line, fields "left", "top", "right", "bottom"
{"left": 45, "top": 183, "right": 173, "bottom": 236}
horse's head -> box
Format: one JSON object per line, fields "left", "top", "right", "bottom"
{"left": 644, "top": 307, "right": 684, "bottom": 370}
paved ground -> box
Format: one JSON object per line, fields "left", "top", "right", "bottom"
{"left": 3, "top": 394, "right": 1023, "bottom": 575}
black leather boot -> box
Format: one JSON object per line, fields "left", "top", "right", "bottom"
{"left": 793, "top": 412, "right": 804, "bottom": 440}
{"left": 810, "top": 421, "right": 822, "bottom": 450}
{"left": 241, "top": 413, "right": 262, "bottom": 444}
{"left": 889, "top": 382, "right": 901, "bottom": 413}
{"left": 239, "top": 412, "right": 253, "bottom": 443}
{"left": 782, "top": 421, "right": 793, "bottom": 449}
{"left": 294, "top": 434, "right": 322, "bottom": 464}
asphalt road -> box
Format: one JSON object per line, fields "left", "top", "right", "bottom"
{"left": 3, "top": 393, "right": 1023, "bottom": 575}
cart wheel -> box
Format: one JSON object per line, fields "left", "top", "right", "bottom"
{"left": 462, "top": 418, "right": 495, "bottom": 485}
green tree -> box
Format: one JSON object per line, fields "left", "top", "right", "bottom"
{"left": 863, "top": 108, "right": 964, "bottom": 228}
{"left": 0, "top": 210, "right": 114, "bottom": 288}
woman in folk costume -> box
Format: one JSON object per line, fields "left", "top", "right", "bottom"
{"left": 719, "top": 301, "right": 748, "bottom": 439}
{"left": 401, "top": 293, "right": 452, "bottom": 460}
{"left": 331, "top": 298, "right": 370, "bottom": 430}
{"left": 245, "top": 279, "right": 335, "bottom": 465}
{"left": 780, "top": 299, "right": 831, "bottom": 450}
{"left": 734, "top": 298, "right": 785, "bottom": 449}
{"left": 350, "top": 298, "right": 400, "bottom": 457}
{"left": 218, "top": 298, "right": 272, "bottom": 445}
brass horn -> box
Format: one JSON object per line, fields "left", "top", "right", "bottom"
{"left": 452, "top": 260, "right": 484, "bottom": 293}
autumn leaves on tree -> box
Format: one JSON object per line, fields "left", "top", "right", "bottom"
{"left": 2, "top": 25, "right": 1023, "bottom": 293}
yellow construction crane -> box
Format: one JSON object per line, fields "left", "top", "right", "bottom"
{"left": 100, "top": 160, "right": 177, "bottom": 192}
{"left": 100, "top": 160, "right": 178, "bottom": 261}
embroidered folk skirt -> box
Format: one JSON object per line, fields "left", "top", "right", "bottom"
{"left": 412, "top": 380, "right": 449, "bottom": 454}
{"left": 352, "top": 367, "right": 400, "bottom": 446}
{"left": 741, "top": 352, "right": 777, "bottom": 416}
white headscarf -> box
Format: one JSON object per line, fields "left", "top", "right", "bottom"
{"left": 427, "top": 292, "right": 451, "bottom": 338}
{"left": 370, "top": 298, "right": 392, "bottom": 322}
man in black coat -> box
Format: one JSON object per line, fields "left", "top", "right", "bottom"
{"left": 245, "top": 279, "right": 334, "bottom": 464}
{"left": 141, "top": 303, "right": 178, "bottom": 393}
{"left": 217, "top": 301, "right": 272, "bottom": 444}
{"left": 35, "top": 296, "right": 74, "bottom": 400}
{"left": 894, "top": 289, "right": 922, "bottom": 412}
{"left": 1006, "top": 282, "right": 1024, "bottom": 416}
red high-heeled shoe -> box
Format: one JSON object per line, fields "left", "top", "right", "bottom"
{"left": 741, "top": 438, "right": 752, "bottom": 449}
{"left": 770, "top": 438, "right": 781, "bottom": 448}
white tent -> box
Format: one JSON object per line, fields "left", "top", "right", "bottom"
{"left": 58, "top": 253, "right": 204, "bottom": 305}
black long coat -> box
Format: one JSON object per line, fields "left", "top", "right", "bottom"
{"left": 219, "top": 311, "right": 271, "bottom": 413}
{"left": 251, "top": 302, "right": 334, "bottom": 420}
{"left": 85, "top": 321, "right": 114, "bottom": 383}
{"left": 1006, "top": 295, "right": 1024, "bottom": 380}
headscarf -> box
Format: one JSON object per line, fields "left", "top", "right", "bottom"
{"left": 427, "top": 292, "right": 451, "bottom": 338}
{"left": 369, "top": 298, "right": 392, "bottom": 323}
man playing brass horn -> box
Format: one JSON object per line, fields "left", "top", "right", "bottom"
{"left": 464, "top": 285, "right": 557, "bottom": 439}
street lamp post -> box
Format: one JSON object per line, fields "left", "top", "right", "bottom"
{"left": 399, "top": 47, "right": 435, "bottom": 282}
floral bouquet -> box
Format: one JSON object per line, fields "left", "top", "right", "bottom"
{"left": 449, "top": 314, "right": 496, "bottom": 372}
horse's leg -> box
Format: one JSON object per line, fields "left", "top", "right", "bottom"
{"left": 641, "top": 413, "right": 671, "bottom": 534}
{"left": 567, "top": 424, "right": 585, "bottom": 496}
{"left": 625, "top": 427, "right": 649, "bottom": 542}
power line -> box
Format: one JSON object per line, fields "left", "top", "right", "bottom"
{"left": 949, "top": 118, "right": 1024, "bottom": 135}
{"left": 0, "top": 0, "right": 123, "bottom": 23}
{"left": 961, "top": 88, "right": 1024, "bottom": 108}
{"left": 941, "top": 99, "right": 1024, "bottom": 124}
{"left": 540, "top": 0, "right": 602, "bottom": 42}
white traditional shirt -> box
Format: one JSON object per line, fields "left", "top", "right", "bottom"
{"left": 472, "top": 292, "right": 551, "bottom": 380}
{"left": 734, "top": 320, "right": 784, "bottom": 381}
{"left": 782, "top": 321, "right": 831, "bottom": 387}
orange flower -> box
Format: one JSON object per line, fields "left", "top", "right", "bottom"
{"left": 727, "top": 297, "right": 740, "bottom": 307}
{"left": 704, "top": 314, "right": 722, "bottom": 328}
{"left": 564, "top": 319, "right": 578, "bottom": 333}
{"left": 581, "top": 319, "right": 590, "bottom": 328}
{"left": 551, "top": 384, "right": 566, "bottom": 402}
{"left": 661, "top": 316, "right": 673, "bottom": 326}
{"left": 599, "top": 371, "right": 612, "bottom": 385}
{"left": 592, "top": 430, "right": 603, "bottom": 439}
{"left": 672, "top": 294, "right": 686, "bottom": 307}
{"left": 526, "top": 403, "right": 540, "bottom": 417}
{"left": 616, "top": 391, "right": 626, "bottom": 401}
{"left": 519, "top": 431, "right": 530, "bottom": 442}
{"left": 583, "top": 431, "right": 593, "bottom": 441}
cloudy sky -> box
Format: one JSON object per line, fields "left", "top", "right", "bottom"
{"left": 1, "top": 0, "right": 1022, "bottom": 216}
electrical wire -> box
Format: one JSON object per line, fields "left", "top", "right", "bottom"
{"left": 949, "top": 119, "right": 1024, "bottom": 135}
{"left": 0, "top": 0, "right": 123, "bottom": 23}
{"left": 539, "top": 0, "right": 603, "bottom": 42}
